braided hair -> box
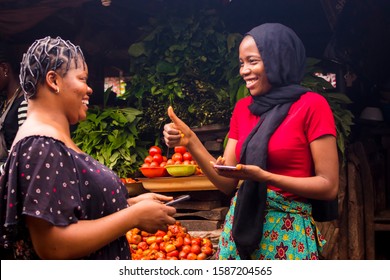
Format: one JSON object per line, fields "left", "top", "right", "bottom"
{"left": 19, "top": 36, "right": 86, "bottom": 99}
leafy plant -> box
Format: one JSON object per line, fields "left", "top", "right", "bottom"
{"left": 121, "top": 7, "right": 243, "bottom": 143}
{"left": 302, "top": 58, "right": 354, "bottom": 162}
{"left": 72, "top": 105, "right": 148, "bottom": 178}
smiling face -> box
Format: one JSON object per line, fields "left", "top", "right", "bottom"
{"left": 59, "top": 57, "right": 92, "bottom": 124}
{"left": 239, "top": 35, "right": 272, "bottom": 96}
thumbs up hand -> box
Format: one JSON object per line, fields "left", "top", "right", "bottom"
{"left": 163, "top": 106, "right": 191, "bottom": 147}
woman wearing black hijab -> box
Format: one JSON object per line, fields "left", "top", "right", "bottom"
{"left": 163, "top": 23, "right": 339, "bottom": 259}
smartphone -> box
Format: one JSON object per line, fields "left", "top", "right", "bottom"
{"left": 165, "top": 195, "right": 191, "bottom": 206}
{"left": 213, "top": 164, "right": 238, "bottom": 171}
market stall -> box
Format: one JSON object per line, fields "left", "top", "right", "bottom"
{"left": 126, "top": 175, "right": 231, "bottom": 240}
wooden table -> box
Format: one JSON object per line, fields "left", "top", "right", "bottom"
{"left": 125, "top": 175, "right": 230, "bottom": 233}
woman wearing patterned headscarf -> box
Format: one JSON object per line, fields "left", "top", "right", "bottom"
{"left": 164, "top": 23, "right": 338, "bottom": 260}
{"left": 0, "top": 36, "right": 177, "bottom": 259}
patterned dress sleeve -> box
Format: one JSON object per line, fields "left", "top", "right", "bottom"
{"left": 3, "top": 137, "right": 83, "bottom": 227}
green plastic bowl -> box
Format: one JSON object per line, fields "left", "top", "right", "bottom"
{"left": 165, "top": 164, "right": 196, "bottom": 177}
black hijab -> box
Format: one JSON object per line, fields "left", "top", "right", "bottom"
{"left": 232, "top": 23, "right": 310, "bottom": 259}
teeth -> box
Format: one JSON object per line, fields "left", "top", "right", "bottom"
{"left": 82, "top": 100, "right": 89, "bottom": 105}
{"left": 246, "top": 79, "right": 256, "bottom": 87}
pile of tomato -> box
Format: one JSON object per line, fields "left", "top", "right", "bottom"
{"left": 141, "top": 145, "right": 202, "bottom": 175}
{"left": 126, "top": 221, "right": 214, "bottom": 260}
{"left": 166, "top": 146, "right": 202, "bottom": 175}
{"left": 166, "top": 146, "right": 194, "bottom": 165}
{"left": 141, "top": 146, "right": 168, "bottom": 168}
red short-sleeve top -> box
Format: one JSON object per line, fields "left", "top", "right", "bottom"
{"left": 228, "top": 92, "right": 337, "bottom": 199}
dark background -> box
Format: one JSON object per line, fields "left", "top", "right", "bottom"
{"left": 1, "top": 0, "right": 390, "bottom": 108}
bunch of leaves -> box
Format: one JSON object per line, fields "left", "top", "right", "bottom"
{"left": 121, "top": 7, "right": 243, "bottom": 142}
{"left": 302, "top": 58, "right": 354, "bottom": 163}
{"left": 72, "top": 106, "right": 149, "bottom": 178}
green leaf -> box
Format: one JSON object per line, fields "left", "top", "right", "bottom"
{"left": 128, "top": 42, "right": 147, "bottom": 57}
{"left": 156, "top": 61, "right": 176, "bottom": 74}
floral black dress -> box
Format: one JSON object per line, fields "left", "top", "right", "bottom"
{"left": 0, "top": 136, "right": 131, "bottom": 259}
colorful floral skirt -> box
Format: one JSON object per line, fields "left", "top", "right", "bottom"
{"left": 216, "top": 189, "right": 326, "bottom": 260}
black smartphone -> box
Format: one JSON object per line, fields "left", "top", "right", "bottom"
{"left": 165, "top": 194, "right": 190, "bottom": 206}
{"left": 213, "top": 164, "right": 238, "bottom": 171}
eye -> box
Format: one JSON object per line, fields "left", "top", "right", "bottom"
{"left": 249, "top": 58, "right": 260, "bottom": 64}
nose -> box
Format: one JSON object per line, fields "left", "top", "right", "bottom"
{"left": 240, "top": 63, "right": 251, "bottom": 77}
{"left": 87, "top": 85, "right": 93, "bottom": 95}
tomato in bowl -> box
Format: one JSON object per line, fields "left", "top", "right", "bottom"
{"left": 139, "top": 167, "right": 167, "bottom": 178}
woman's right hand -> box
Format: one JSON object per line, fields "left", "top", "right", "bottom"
{"left": 163, "top": 106, "right": 191, "bottom": 148}
{"left": 130, "top": 199, "right": 176, "bottom": 233}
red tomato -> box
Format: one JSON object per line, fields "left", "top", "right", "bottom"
{"left": 166, "top": 159, "right": 174, "bottom": 165}
{"left": 197, "top": 252, "right": 208, "bottom": 260}
{"left": 182, "top": 152, "right": 192, "bottom": 161}
{"left": 174, "top": 146, "right": 187, "bottom": 154}
{"left": 202, "top": 238, "right": 212, "bottom": 247}
{"left": 191, "top": 244, "right": 201, "bottom": 255}
{"left": 155, "top": 251, "right": 166, "bottom": 259}
{"left": 181, "top": 244, "right": 191, "bottom": 254}
{"left": 173, "top": 236, "right": 184, "bottom": 248}
{"left": 149, "top": 161, "right": 159, "bottom": 167}
{"left": 149, "top": 242, "right": 159, "bottom": 251}
{"left": 178, "top": 250, "right": 188, "bottom": 260}
{"left": 155, "top": 230, "right": 166, "bottom": 237}
{"left": 138, "top": 241, "right": 148, "bottom": 251}
{"left": 160, "top": 161, "right": 167, "bottom": 167}
{"left": 130, "top": 234, "right": 142, "bottom": 245}
{"left": 144, "top": 155, "right": 153, "bottom": 164}
{"left": 149, "top": 146, "right": 162, "bottom": 156}
{"left": 201, "top": 245, "right": 213, "bottom": 256}
{"left": 191, "top": 238, "right": 202, "bottom": 246}
{"left": 186, "top": 252, "right": 197, "bottom": 260}
{"left": 166, "top": 250, "right": 179, "bottom": 258}
{"left": 183, "top": 160, "right": 190, "bottom": 165}
{"left": 141, "top": 163, "right": 150, "bottom": 168}
{"left": 168, "top": 224, "right": 180, "bottom": 235}
{"left": 184, "top": 237, "right": 192, "bottom": 246}
{"left": 152, "top": 153, "right": 163, "bottom": 164}
{"left": 172, "top": 152, "right": 183, "bottom": 162}
{"left": 156, "top": 236, "right": 163, "bottom": 244}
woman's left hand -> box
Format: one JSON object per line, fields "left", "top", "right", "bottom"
{"left": 213, "top": 163, "right": 267, "bottom": 182}
{"left": 127, "top": 193, "right": 173, "bottom": 206}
